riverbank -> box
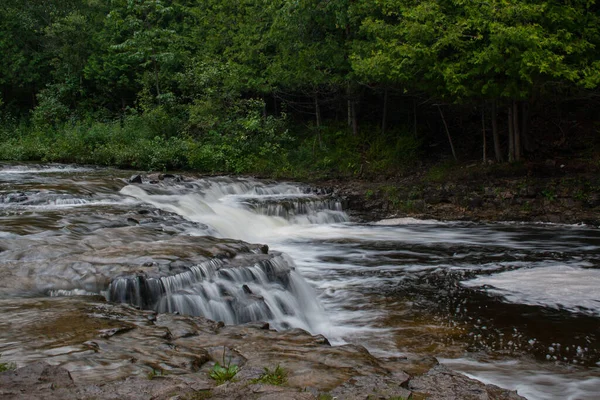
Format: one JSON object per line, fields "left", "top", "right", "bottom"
{"left": 320, "top": 160, "right": 600, "bottom": 226}
{"left": 0, "top": 298, "right": 525, "bottom": 400}
{"left": 1, "top": 163, "right": 597, "bottom": 399}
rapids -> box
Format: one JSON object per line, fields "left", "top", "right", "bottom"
{"left": 1, "top": 163, "right": 599, "bottom": 399}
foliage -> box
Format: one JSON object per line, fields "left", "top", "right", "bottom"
{"left": 209, "top": 362, "right": 239, "bottom": 385}
{"left": 425, "top": 162, "right": 457, "bottom": 183}
{"left": 251, "top": 365, "right": 288, "bottom": 386}
{"left": 0, "top": 355, "right": 16, "bottom": 372}
{"left": 1, "top": 0, "right": 600, "bottom": 172}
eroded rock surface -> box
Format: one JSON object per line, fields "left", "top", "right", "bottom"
{"left": 0, "top": 298, "right": 527, "bottom": 399}
{"left": 409, "top": 364, "right": 526, "bottom": 400}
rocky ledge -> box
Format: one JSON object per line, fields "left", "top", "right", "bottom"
{"left": 323, "top": 162, "right": 600, "bottom": 225}
{"left": 0, "top": 298, "right": 525, "bottom": 400}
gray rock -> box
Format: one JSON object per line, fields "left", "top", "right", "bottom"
{"left": 408, "top": 364, "right": 526, "bottom": 400}
{"left": 129, "top": 174, "right": 143, "bottom": 184}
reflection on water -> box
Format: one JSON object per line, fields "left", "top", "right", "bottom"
{"left": 1, "top": 163, "right": 599, "bottom": 399}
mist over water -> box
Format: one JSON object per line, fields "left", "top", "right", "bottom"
{"left": 1, "top": 164, "right": 599, "bottom": 399}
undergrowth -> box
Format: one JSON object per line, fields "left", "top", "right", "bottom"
{"left": 0, "top": 112, "right": 422, "bottom": 179}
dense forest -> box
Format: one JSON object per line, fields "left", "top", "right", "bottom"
{"left": 1, "top": 0, "right": 599, "bottom": 177}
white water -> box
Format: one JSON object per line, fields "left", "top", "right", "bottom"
{"left": 440, "top": 357, "right": 600, "bottom": 400}
{"left": 3, "top": 167, "right": 600, "bottom": 399}
{"left": 120, "top": 178, "right": 600, "bottom": 400}
{"left": 462, "top": 265, "right": 600, "bottom": 316}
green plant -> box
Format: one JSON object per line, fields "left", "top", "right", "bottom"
{"left": 365, "top": 189, "right": 375, "bottom": 199}
{"left": 209, "top": 362, "right": 239, "bottom": 385}
{"left": 541, "top": 189, "right": 556, "bottom": 201}
{"left": 425, "top": 162, "right": 456, "bottom": 183}
{"left": 573, "top": 189, "right": 586, "bottom": 201}
{"left": 147, "top": 367, "right": 164, "bottom": 380}
{"left": 251, "top": 365, "right": 288, "bottom": 386}
{"left": 381, "top": 185, "right": 401, "bottom": 208}
{"left": 0, "top": 355, "right": 17, "bottom": 372}
{"left": 317, "top": 394, "right": 333, "bottom": 400}
{"left": 209, "top": 347, "right": 239, "bottom": 385}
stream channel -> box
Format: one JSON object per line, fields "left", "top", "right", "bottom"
{"left": 0, "top": 164, "right": 599, "bottom": 399}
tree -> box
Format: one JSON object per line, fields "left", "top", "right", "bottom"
{"left": 351, "top": 0, "right": 600, "bottom": 161}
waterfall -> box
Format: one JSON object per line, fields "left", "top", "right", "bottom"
{"left": 113, "top": 177, "right": 348, "bottom": 334}
{"left": 119, "top": 176, "right": 348, "bottom": 243}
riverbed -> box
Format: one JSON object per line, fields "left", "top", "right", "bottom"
{"left": 1, "top": 164, "right": 598, "bottom": 399}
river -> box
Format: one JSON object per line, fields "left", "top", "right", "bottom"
{"left": 0, "top": 164, "right": 599, "bottom": 399}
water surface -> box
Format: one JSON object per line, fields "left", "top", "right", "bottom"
{"left": 1, "top": 163, "right": 598, "bottom": 399}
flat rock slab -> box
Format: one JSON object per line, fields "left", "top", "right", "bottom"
{"left": 0, "top": 298, "right": 526, "bottom": 400}
{"left": 408, "top": 364, "right": 526, "bottom": 400}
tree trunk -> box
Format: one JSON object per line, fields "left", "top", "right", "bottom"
{"left": 491, "top": 100, "right": 502, "bottom": 162}
{"left": 381, "top": 89, "right": 388, "bottom": 136}
{"left": 513, "top": 100, "right": 521, "bottom": 161}
{"left": 351, "top": 101, "right": 358, "bottom": 136}
{"left": 508, "top": 105, "right": 514, "bottom": 162}
{"left": 152, "top": 56, "right": 161, "bottom": 103}
{"left": 521, "top": 101, "right": 532, "bottom": 152}
{"left": 347, "top": 99, "right": 352, "bottom": 127}
{"left": 314, "top": 95, "right": 321, "bottom": 128}
{"left": 314, "top": 94, "right": 322, "bottom": 147}
{"left": 437, "top": 105, "right": 457, "bottom": 161}
{"left": 413, "top": 99, "right": 417, "bottom": 137}
{"left": 482, "top": 106, "right": 487, "bottom": 163}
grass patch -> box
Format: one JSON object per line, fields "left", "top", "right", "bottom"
{"left": 0, "top": 355, "right": 16, "bottom": 372}
{"left": 251, "top": 365, "right": 288, "bottom": 386}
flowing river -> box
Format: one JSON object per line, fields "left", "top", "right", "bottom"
{"left": 1, "top": 164, "right": 599, "bottom": 399}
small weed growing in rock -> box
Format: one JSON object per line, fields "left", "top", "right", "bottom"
{"left": 251, "top": 365, "right": 288, "bottom": 385}
{"left": 0, "top": 355, "right": 16, "bottom": 372}
{"left": 541, "top": 189, "right": 556, "bottom": 201}
{"left": 317, "top": 394, "right": 333, "bottom": 400}
{"left": 147, "top": 367, "right": 163, "bottom": 380}
{"left": 209, "top": 362, "right": 238, "bottom": 385}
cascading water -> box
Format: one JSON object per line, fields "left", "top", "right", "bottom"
{"left": 112, "top": 176, "right": 345, "bottom": 334}
{"left": 2, "top": 164, "right": 600, "bottom": 400}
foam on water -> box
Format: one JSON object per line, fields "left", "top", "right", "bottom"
{"left": 119, "top": 178, "right": 347, "bottom": 243}
{"left": 0, "top": 164, "right": 95, "bottom": 174}
{"left": 373, "top": 217, "right": 448, "bottom": 225}
{"left": 3, "top": 168, "right": 599, "bottom": 399}
{"left": 440, "top": 357, "right": 600, "bottom": 400}
{"left": 462, "top": 265, "right": 600, "bottom": 316}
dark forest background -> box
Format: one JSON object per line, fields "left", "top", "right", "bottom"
{"left": 1, "top": 0, "right": 600, "bottom": 177}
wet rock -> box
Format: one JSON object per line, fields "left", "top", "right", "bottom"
{"left": 0, "top": 362, "right": 78, "bottom": 400}
{"left": 329, "top": 374, "right": 411, "bottom": 400}
{"left": 3, "top": 192, "right": 28, "bottom": 203}
{"left": 129, "top": 174, "right": 143, "bottom": 184}
{"left": 98, "top": 326, "right": 135, "bottom": 338}
{"left": 584, "top": 193, "right": 600, "bottom": 209}
{"left": 0, "top": 299, "right": 526, "bottom": 400}
{"left": 468, "top": 197, "right": 483, "bottom": 210}
{"left": 408, "top": 364, "right": 526, "bottom": 400}
{"left": 210, "top": 382, "right": 316, "bottom": 400}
